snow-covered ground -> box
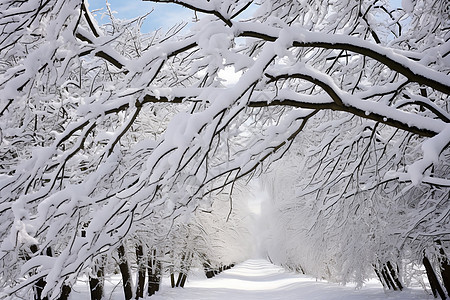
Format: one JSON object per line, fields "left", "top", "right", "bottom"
{"left": 147, "top": 259, "right": 431, "bottom": 300}
{"left": 6, "top": 258, "right": 434, "bottom": 299}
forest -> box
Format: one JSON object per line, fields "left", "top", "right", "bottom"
{"left": 0, "top": 0, "right": 449, "bottom": 299}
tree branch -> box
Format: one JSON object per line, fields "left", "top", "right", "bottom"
{"left": 239, "top": 29, "right": 450, "bottom": 95}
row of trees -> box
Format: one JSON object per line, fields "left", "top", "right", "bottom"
{"left": 254, "top": 1, "right": 449, "bottom": 298}
{"left": 260, "top": 109, "right": 449, "bottom": 296}
{"left": 77, "top": 186, "right": 249, "bottom": 300}
{"left": 0, "top": 0, "right": 448, "bottom": 299}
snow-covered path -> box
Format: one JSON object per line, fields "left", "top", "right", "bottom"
{"left": 151, "top": 259, "right": 430, "bottom": 300}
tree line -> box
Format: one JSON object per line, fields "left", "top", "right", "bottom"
{"left": 0, "top": 0, "right": 448, "bottom": 299}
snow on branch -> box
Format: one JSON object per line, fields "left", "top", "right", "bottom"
{"left": 0, "top": 0, "right": 448, "bottom": 298}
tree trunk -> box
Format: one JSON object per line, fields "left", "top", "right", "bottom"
{"left": 205, "top": 269, "right": 215, "bottom": 278}
{"left": 135, "top": 245, "right": 146, "bottom": 299}
{"left": 380, "top": 264, "right": 395, "bottom": 290}
{"left": 89, "top": 277, "right": 103, "bottom": 300}
{"left": 386, "top": 261, "right": 403, "bottom": 291}
{"left": 437, "top": 240, "right": 450, "bottom": 297}
{"left": 29, "top": 245, "right": 47, "bottom": 300}
{"left": 30, "top": 245, "right": 72, "bottom": 300}
{"left": 175, "top": 252, "right": 190, "bottom": 288}
{"left": 375, "top": 261, "right": 403, "bottom": 291}
{"left": 148, "top": 249, "right": 161, "bottom": 296}
{"left": 118, "top": 244, "right": 133, "bottom": 300}
{"left": 82, "top": 230, "right": 104, "bottom": 300}
{"left": 170, "top": 272, "right": 175, "bottom": 288}
{"left": 175, "top": 273, "right": 187, "bottom": 288}
{"left": 441, "top": 259, "right": 450, "bottom": 298}
{"left": 180, "top": 273, "right": 188, "bottom": 287}
{"left": 175, "top": 273, "right": 184, "bottom": 287}
{"left": 58, "top": 285, "right": 71, "bottom": 300}
{"left": 89, "top": 260, "right": 104, "bottom": 300}
{"left": 205, "top": 271, "right": 215, "bottom": 278}
{"left": 373, "top": 265, "right": 387, "bottom": 289}
{"left": 203, "top": 262, "right": 215, "bottom": 278}
{"left": 33, "top": 278, "right": 47, "bottom": 300}
{"left": 423, "top": 254, "right": 447, "bottom": 299}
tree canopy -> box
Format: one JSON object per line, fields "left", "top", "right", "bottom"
{"left": 0, "top": 0, "right": 449, "bottom": 299}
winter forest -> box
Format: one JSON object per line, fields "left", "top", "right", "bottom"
{"left": 0, "top": 0, "right": 449, "bottom": 299}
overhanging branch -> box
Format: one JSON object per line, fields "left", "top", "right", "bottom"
{"left": 240, "top": 30, "right": 450, "bottom": 95}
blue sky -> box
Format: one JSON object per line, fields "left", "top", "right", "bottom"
{"left": 87, "top": 1, "right": 406, "bottom": 34}
{"left": 87, "top": 0, "right": 195, "bottom": 32}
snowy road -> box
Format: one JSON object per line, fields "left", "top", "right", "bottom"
{"left": 150, "top": 259, "right": 430, "bottom": 300}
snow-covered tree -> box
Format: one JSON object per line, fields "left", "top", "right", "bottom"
{"left": 0, "top": 0, "right": 448, "bottom": 298}
{"left": 260, "top": 104, "right": 448, "bottom": 292}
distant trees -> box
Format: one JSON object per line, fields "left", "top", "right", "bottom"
{"left": 0, "top": 0, "right": 448, "bottom": 299}
{"left": 261, "top": 108, "right": 449, "bottom": 294}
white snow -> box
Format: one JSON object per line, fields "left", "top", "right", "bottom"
{"left": 68, "top": 259, "right": 431, "bottom": 300}
{"left": 2, "top": 0, "right": 449, "bottom": 298}
{"left": 401, "top": 0, "right": 414, "bottom": 14}
{"left": 152, "top": 260, "right": 431, "bottom": 300}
